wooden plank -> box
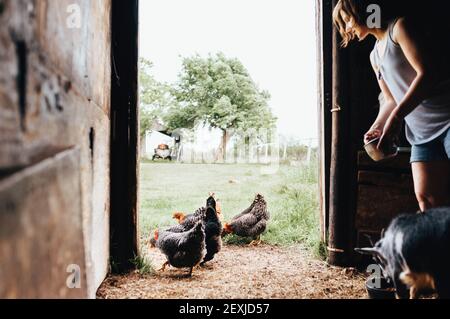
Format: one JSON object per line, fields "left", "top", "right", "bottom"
{"left": 328, "top": 0, "right": 356, "bottom": 267}
{"left": 0, "top": 1, "right": 28, "bottom": 170}
{"left": 0, "top": 0, "right": 111, "bottom": 297}
{"left": 358, "top": 170, "right": 414, "bottom": 189}
{"left": 0, "top": 148, "right": 88, "bottom": 298}
{"left": 36, "top": 0, "right": 112, "bottom": 115}
{"left": 110, "top": 0, "right": 139, "bottom": 273}
{"left": 358, "top": 151, "right": 412, "bottom": 171}
{"left": 355, "top": 184, "right": 419, "bottom": 230}
{"left": 315, "top": 0, "right": 324, "bottom": 242}
{"left": 316, "top": 0, "right": 333, "bottom": 244}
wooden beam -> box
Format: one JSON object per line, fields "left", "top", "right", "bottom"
{"left": 110, "top": 0, "right": 140, "bottom": 273}
{"left": 316, "top": 0, "right": 333, "bottom": 243}
{"left": 315, "top": 0, "right": 324, "bottom": 242}
{"left": 327, "top": 0, "right": 353, "bottom": 267}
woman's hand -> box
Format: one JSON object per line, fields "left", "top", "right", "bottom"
{"left": 364, "top": 123, "right": 383, "bottom": 144}
{"left": 377, "top": 112, "right": 402, "bottom": 150}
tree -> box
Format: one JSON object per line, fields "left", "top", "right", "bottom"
{"left": 139, "top": 58, "right": 176, "bottom": 137}
{"left": 166, "top": 53, "right": 276, "bottom": 160}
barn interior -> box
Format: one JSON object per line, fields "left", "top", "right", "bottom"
{"left": 0, "top": 0, "right": 448, "bottom": 298}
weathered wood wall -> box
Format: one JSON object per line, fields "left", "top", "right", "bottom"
{"left": 355, "top": 152, "right": 418, "bottom": 263}
{"left": 0, "top": 0, "right": 111, "bottom": 298}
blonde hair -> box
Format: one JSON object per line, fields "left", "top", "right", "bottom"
{"left": 333, "top": 0, "right": 391, "bottom": 47}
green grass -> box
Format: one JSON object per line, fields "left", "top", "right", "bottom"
{"left": 130, "top": 254, "right": 155, "bottom": 275}
{"left": 139, "top": 162, "right": 326, "bottom": 259}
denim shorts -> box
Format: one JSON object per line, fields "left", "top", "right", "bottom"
{"left": 410, "top": 128, "right": 450, "bottom": 163}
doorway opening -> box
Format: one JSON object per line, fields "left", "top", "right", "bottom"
{"left": 138, "top": 0, "right": 321, "bottom": 252}
{"left": 135, "top": 0, "right": 333, "bottom": 295}
{"left": 105, "top": 0, "right": 370, "bottom": 299}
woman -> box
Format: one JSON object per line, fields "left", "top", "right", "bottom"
{"left": 333, "top": 0, "right": 450, "bottom": 212}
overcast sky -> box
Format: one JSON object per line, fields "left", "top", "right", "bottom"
{"left": 139, "top": 0, "right": 318, "bottom": 141}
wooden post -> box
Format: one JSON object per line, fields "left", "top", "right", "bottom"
{"left": 327, "top": 0, "right": 352, "bottom": 267}
{"left": 316, "top": 0, "right": 333, "bottom": 243}
{"left": 110, "top": 0, "right": 140, "bottom": 273}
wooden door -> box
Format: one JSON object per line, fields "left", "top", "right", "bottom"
{"left": 0, "top": 0, "right": 111, "bottom": 298}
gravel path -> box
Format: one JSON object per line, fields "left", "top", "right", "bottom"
{"left": 97, "top": 245, "right": 367, "bottom": 299}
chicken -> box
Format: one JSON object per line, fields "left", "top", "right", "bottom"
{"left": 222, "top": 194, "right": 270, "bottom": 246}
{"left": 172, "top": 212, "right": 187, "bottom": 224}
{"left": 149, "top": 230, "right": 157, "bottom": 248}
{"left": 172, "top": 194, "right": 223, "bottom": 224}
{"left": 215, "top": 199, "right": 224, "bottom": 222}
{"left": 152, "top": 221, "right": 206, "bottom": 276}
{"left": 169, "top": 195, "right": 222, "bottom": 265}
{"left": 172, "top": 207, "right": 206, "bottom": 225}
{"left": 201, "top": 196, "right": 222, "bottom": 265}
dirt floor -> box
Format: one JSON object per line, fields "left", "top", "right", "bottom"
{"left": 97, "top": 245, "right": 368, "bottom": 299}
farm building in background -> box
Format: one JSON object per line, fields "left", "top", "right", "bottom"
{"left": 140, "top": 123, "right": 313, "bottom": 165}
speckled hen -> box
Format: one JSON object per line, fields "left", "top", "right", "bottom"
{"left": 223, "top": 194, "right": 270, "bottom": 246}
{"left": 153, "top": 222, "right": 206, "bottom": 276}
{"left": 168, "top": 195, "right": 222, "bottom": 265}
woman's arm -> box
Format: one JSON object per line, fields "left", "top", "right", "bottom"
{"left": 365, "top": 61, "right": 397, "bottom": 144}
{"left": 391, "top": 18, "right": 438, "bottom": 119}
{"left": 373, "top": 78, "right": 397, "bottom": 126}
{"left": 378, "top": 18, "right": 439, "bottom": 148}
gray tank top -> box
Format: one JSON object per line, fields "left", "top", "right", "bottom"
{"left": 370, "top": 19, "right": 450, "bottom": 145}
